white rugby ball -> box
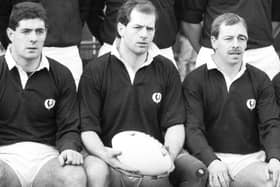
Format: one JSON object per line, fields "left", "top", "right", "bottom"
{"left": 111, "top": 131, "right": 174, "bottom": 176}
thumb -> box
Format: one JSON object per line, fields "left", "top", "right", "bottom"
{"left": 111, "top": 149, "right": 122, "bottom": 157}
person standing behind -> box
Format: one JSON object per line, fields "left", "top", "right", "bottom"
{"left": 86, "top": 0, "right": 182, "bottom": 65}
{"left": 183, "top": 13, "right": 280, "bottom": 187}
{"left": 79, "top": 0, "right": 207, "bottom": 186}
{"left": 0, "top": 2, "right": 85, "bottom": 187}
{"left": 181, "top": 0, "right": 280, "bottom": 79}
{"left": 0, "top": 0, "right": 97, "bottom": 87}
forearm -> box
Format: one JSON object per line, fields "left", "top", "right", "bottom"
{"left": 180, "top": 21, "right": 202, "bottom": 53}
{"left": 81, "top": 131, "right": 108, "bottom": 159}
{"left": 164, "top": 124, "right": 185, "bottom": 160}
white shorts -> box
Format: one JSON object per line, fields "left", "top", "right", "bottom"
{"left": 196, "top": 45, "right": 280, "bottom": 80}
{"left": 0, "top": 142, "right": 59, "bottom": 187}
{"left": 43, "top": 46, "right": 83, "bottom": 88}
{"left": 216, "top": 150, "right": 266, "bottom": 178}
{"left": 98, "top": 42, "right": 177, "bottom": 67}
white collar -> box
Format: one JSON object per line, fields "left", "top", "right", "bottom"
{"left": 206, "top": 56, "right": 247, "bottom": 91}
{"left": 110, "top": 38, "right": 161, "bottom": 68}
{"left": 5, "top": 45, "right": 50, "bottom": 71}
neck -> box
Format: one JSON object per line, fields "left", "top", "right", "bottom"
{"left": 212, "top": 55, "right": 242, "bottom": 80}
{"left": 10, "top": 48, "right": 41, "bottom": 72}
{"left": 118, "top": 40, "right": 147, "bottom": 72}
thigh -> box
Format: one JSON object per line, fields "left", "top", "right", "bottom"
{"left": 231, "top": 161, "right": 272, "bottom": 187}
{"left": 33, "top": 157, "right": 86, "bottom": 187}
{"left": 0, "top": 160, "right": 21, "bottom": 187}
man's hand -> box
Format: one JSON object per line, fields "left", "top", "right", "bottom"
{"left": 267, "top": 158, "right": 280, "bottom": 187}
{"left": 208, "top": 159, "right": 233, "bottom": 187}
{"left": 58, "top": 149, "right": 83, "bottom": 166}
{"left": 102, "top": 147, "right": 139, "bottom": 174}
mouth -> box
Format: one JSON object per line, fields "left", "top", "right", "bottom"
{"left": 228, "top": 50, "right": 242, "bottom": 55}
{"left": 136, "top": 42, "right": 149, "bottom": 47}
{"left": 26, "top": 47, "right": 38, "bottom": 51}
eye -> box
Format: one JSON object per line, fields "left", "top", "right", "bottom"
{"left": 36, "top": 29, "right": 46, "bottom": 35}
{"left": 21, "top": 29, "right": 31, "bottom": 34}
{"left": 239, "top": 36, "right": 247, "bottom": 41}
{"left": 146, "top": 27, "right": 154, "bottom": 32}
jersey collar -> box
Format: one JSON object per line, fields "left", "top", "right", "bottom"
{"left": 5, "top": 45, "right": 50, "bottom": 71}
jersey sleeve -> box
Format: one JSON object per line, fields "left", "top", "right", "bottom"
{"left": 183, "top": 71, "right": 219, "bottom": 166}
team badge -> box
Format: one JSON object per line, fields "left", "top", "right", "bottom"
{"left": 246, "top": 99, "right": 256, "bottom": 110}
{"left": 44, "top": 99, "right": 56, "bottom": 110}
{"left": 152, "top": 92, "right": 162, "bottom": 104}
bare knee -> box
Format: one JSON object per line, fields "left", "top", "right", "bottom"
{"left": 0, "top": 161, "right": 21, "bottom": 187}
{"left": 84, "top": 156, "right": 110, "bottom": 187}
{"left": 56, "top": 166, "right": 86, "bottom": 187}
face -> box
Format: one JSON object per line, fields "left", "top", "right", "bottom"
{"left": 118, "top": 8, "right": 156, "bottom": 55}
{"left": 7, "top": 18, "right": 47, "bottom": 63}
{"left": 211, "top": 22, "right": 248, "bottom": 65}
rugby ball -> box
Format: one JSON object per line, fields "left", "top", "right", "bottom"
{"left": 111, "top": 131, "right": 174, "bottom": 176}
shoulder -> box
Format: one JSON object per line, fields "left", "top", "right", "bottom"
{"left": 48, "top": 57, "right": 73, "bottom": 78}
{"left": 183, "top": 64, "right": 207, "bottom": 86}
{"left": 245, "top": 64, "right": 270, "bottom": 82}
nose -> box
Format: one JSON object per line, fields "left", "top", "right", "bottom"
{"left": 29, "top": 31, "right": 38, "bottom": 42}
{"left": 139, "top": 27, "right": 148, "bottom": 38}
{"left": 232, "top": 38, "right": 239, "bottom": 48}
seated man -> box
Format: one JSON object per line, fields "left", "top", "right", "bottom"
{"left": 0, "top": 2, "right": 85, "bottom": 187}
{"left": 183, "top": 13, "right": 280, "bottom": 187}
{"left": 78, "top": 0, "right": 207, "bottom": 186}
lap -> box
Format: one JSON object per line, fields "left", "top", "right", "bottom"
{"left": 231, "top": 161, "right": 272, "bottom": 187}
{"left": 33, "top": 157, "right": 86, "bottom": 187}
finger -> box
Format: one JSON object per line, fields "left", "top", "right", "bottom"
{"left": 111, "top": 149, "right": 122, "bottom": 157}
{"left": 217, "top": 174, "right": 227, "bottom": 187}
{"left": 65, "top": 152, "right": 74, "bottom": 165}
{"left": 58, "top": 154, "right": 65, "bottom": 166}
{"left": 276, "top": 171, "right": 280, "bottom": 187}
{"left": 222, "top": 172, "right": 230, "bottom": 187}
{"left": 212, "top": 174, "right": 221, "bottom": 187}
{"left": 266, "top": 166, "right": 271, "bottom": 181}
{"left": 273, "top": 169, "right": 280, "bottom": 187}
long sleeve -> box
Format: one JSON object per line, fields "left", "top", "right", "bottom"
{"left": 255, "top": 72, "right": 280, "bottom": 160}
{"left": 183, "top": 72, "right": 218, "bottom": 166}
{"left": 55, "top": 67, "right": 82, "bottom": 152}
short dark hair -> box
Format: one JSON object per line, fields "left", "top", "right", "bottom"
{"left": 211, "top": 13, "right": 247, "bottom": 38}
{"left": 117, "top": 0, "right": 158, "bottom": 26}
{"left": 8, "top": 2, "right": 47, "bottom": 30}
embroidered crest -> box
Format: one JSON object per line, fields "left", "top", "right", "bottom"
{"left": 44, "top": 99, "right": 56, "bottom": 110}
{"left": 152, "top": 92, "right": 162, "bottom": 104}
{"left": 246, "top": 99, "right": 256, "bottom": 110}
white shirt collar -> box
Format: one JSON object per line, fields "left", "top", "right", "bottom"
{"left": 110, "top": 38, "right": 161, "bottom": 67}
{"left": 206, "top": 56, "right": 247, "bottom": 91}
{"left": 5, "top": 45, "right": 50, "bottom": 71}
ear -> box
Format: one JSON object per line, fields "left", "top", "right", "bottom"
{"left": 117, "top": 22, "right": 125, "bottom": 38}
{"left": 210, "top": 36, "right": 217, "bottom": 50}
{"left": 6, "top": 28, "right": 14, "bottom": 43}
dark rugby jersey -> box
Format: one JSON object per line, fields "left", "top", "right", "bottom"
{"left": 79, "top": 52, "right": 185, "bottom": 146}
{"left": 182, "top": 0, "right": 273, "bottom": 49}
{"left": 183, "top": 63, "right": 280, "bottom": 166}
{"left": 0, "top": 55, "right": 81, "bottom": 152}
